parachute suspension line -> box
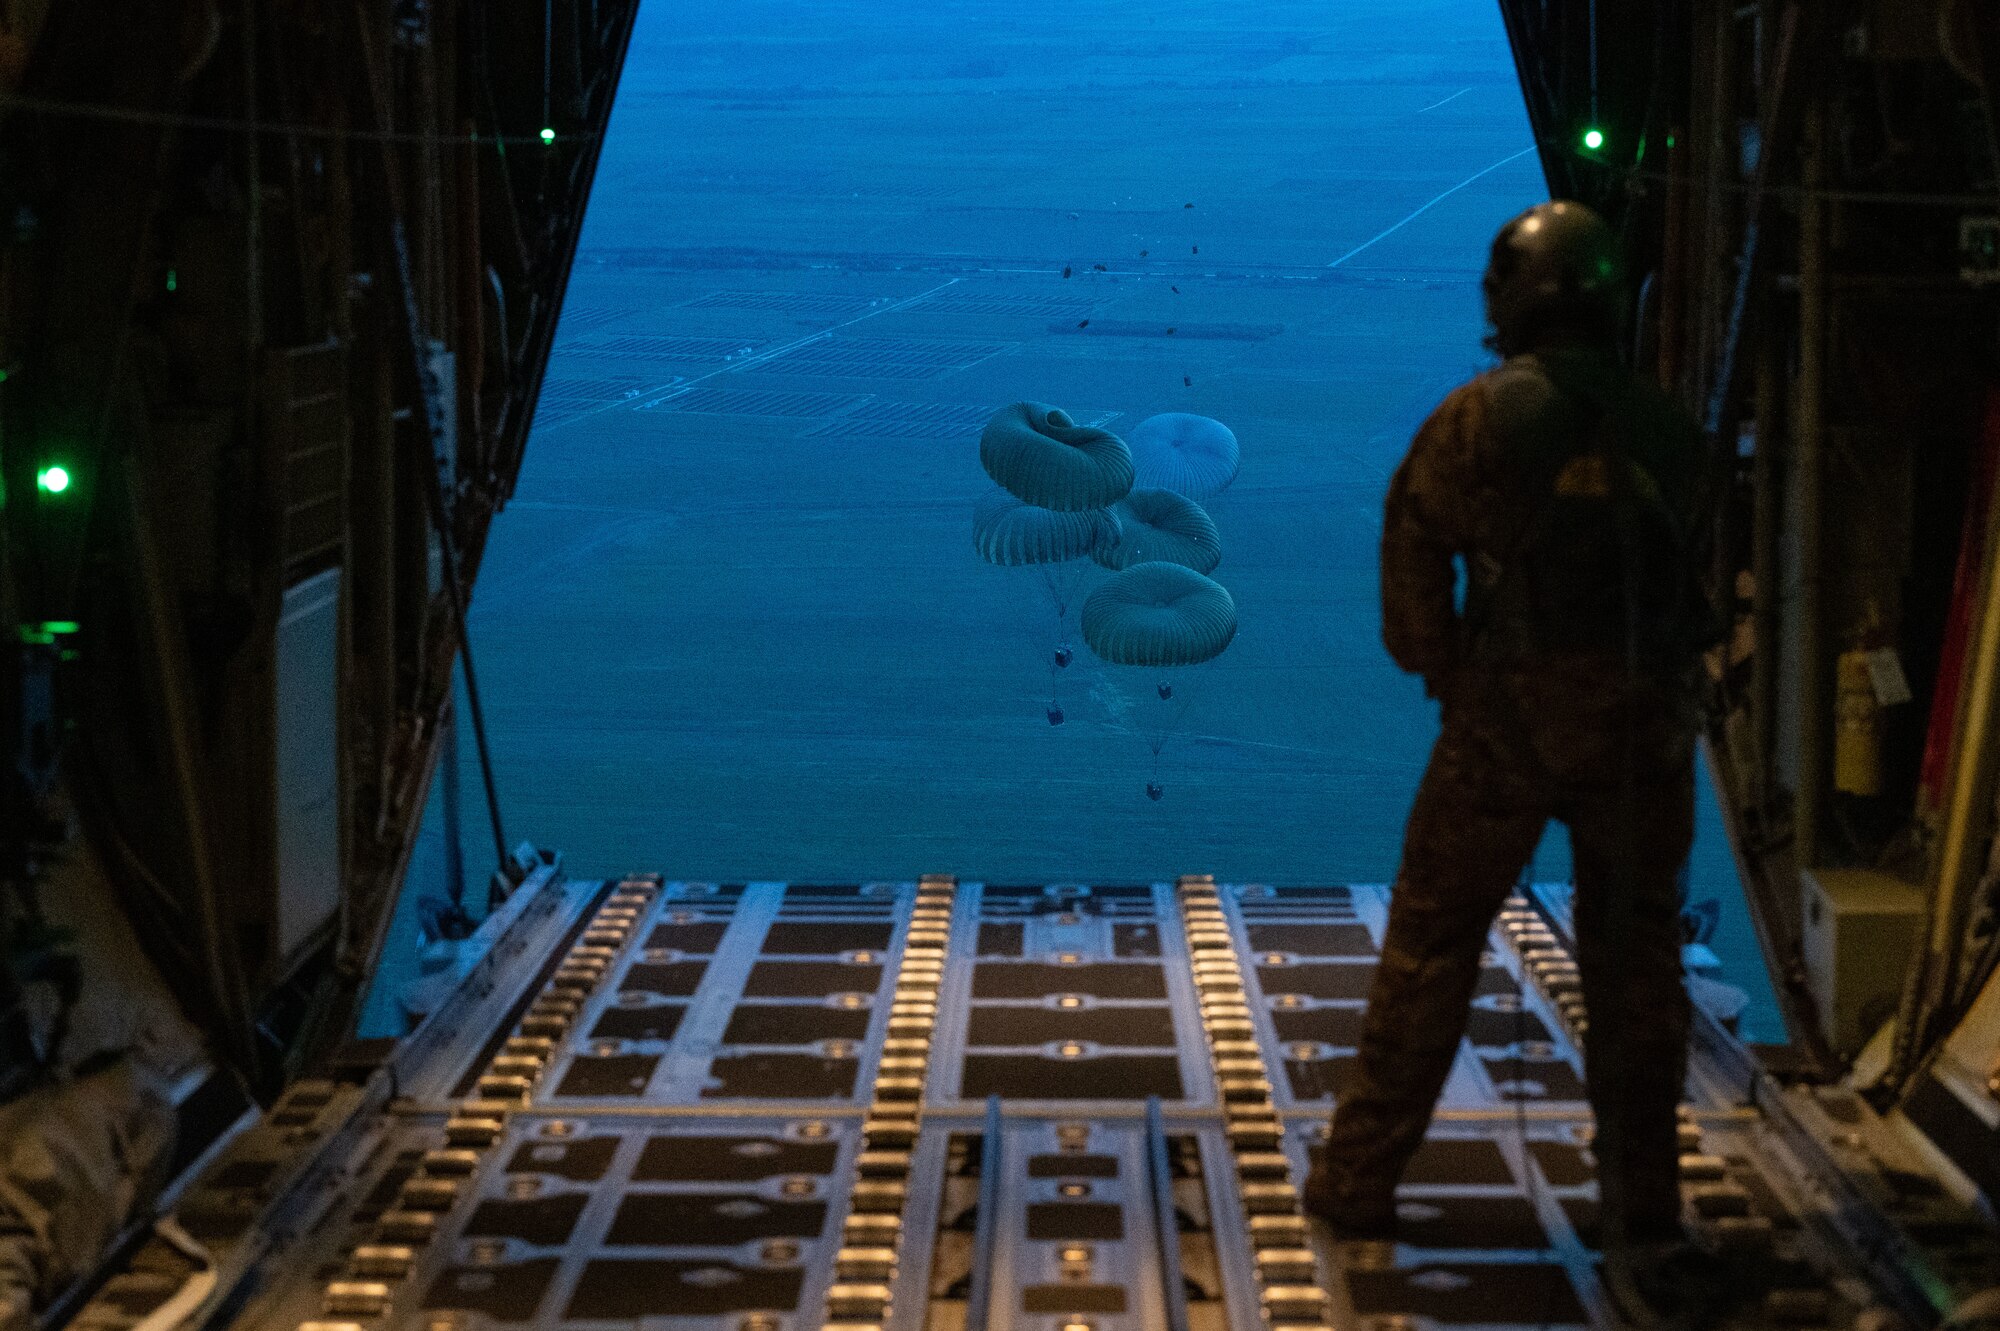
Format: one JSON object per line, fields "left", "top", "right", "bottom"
{"left": 1143, "top": 685, "right": 1184, "bottom": 800}
{"left": 1043, "top": 560, "right": 1096, "bottom": 656}
{"left": 997, "top": 567, "right": 1070, "bottom": 702}
{"left": 1040, "top": 565, "right": 1078, "bottom": 725}
{"left": 1042, "top": 563, "right": 1068, "bottom": 616}
{"left": 1040, "top": 565, "right": 1068, "bottom": 659}
{"left": 1147, "top": 683, "right": 1198, "bottom": 759}
{"left": 1063, "top": 558, "right": 1095, "bottom": 614}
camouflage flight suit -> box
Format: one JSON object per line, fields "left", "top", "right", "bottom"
{"left": 1317, "top": 345, "right": 1708, "bottom": 1244}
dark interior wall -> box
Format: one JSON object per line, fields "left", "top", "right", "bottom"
{"left": 0, "top": 0, "right": 639, "bottom": 1093}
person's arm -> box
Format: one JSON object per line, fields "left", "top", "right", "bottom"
{"left": 1380, "top": 383, "right": 1483, "bottom": 685}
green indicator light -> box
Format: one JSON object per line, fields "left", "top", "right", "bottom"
{"left": 36, "top": 465, "right": 70, "bottom": 494}
{"left": 1582, "top": 127, "right": 1605, "bottom": 152}
{"left": 1666, "top": 133, "right": 1677, "bottom": 149}
{"left": 165, "top": 268, "right": 178, "bottom": 292}
{"left": 39, "top": 621, "right": 79, "bottom": 635}
{"left": 540, "top": 127, "right": 556, "bottom": 144}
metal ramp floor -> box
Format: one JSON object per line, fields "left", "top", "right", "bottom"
{"left": 74, "top": 874, "right": 2000, "bottom": 1331}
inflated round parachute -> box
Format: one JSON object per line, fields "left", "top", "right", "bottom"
{"left": 972, "top": 489, "right": 1119, "bottom": 567}
{"left": 1093, "top": 489, "right": 1220, "bottom": 574}
{"left": 980, "top": 402, "right": 1134, "bottom": 512}
{"left": 1082, "top": 562, "right": 1237, "bottom": 667}
{"left": 1128, "top": 413, "right": 1239, "bottom": 499}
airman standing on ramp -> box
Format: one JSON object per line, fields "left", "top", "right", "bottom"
{"left": 1306, "top": 201, "right": 1734, "bottom": 1327}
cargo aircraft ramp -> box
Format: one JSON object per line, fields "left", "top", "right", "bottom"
{"left": 69, "top": 874, "right": 2000, "bottom": 1331}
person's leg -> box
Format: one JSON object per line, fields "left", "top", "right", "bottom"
{"left": 1310, "top": 723, "right": 1547, "bottom": 1228}
{"left": 1567, "top": 757, "right": 1695, "bottom": 1245}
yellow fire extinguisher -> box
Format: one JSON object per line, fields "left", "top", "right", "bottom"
{"left": 1834, "top": 645, "right": 1883, "bottom": 797}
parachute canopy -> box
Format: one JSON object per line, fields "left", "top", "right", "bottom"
{"left": 1128, "top": 413, "right": 1239, "bottom": 499}
{"left": 980, "top": 402, "right": 1134, "bottom": 512}
{"left": 1082, "top": 562, "right": 1237, "bottom": 667}
{"left": 1094, "top": 488, "right": 1221, "bottom": 574}
{"left": 973, "top": 489, "right": 1119, "bottom": 567}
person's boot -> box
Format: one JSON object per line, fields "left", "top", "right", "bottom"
{"left": 1302, "top": 1144, "right": 1398, "bottom": 1240}
{"left": 1601, "top": 1232, "right": 1746, "bottom": 1331}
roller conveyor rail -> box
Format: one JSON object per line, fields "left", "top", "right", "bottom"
{"left": 63, "top": 872, "right": 2000, "bottom": 1331}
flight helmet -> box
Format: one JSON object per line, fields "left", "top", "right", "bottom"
{"left": 1482, "top": 200, "right": 1625, "bottom": 352}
